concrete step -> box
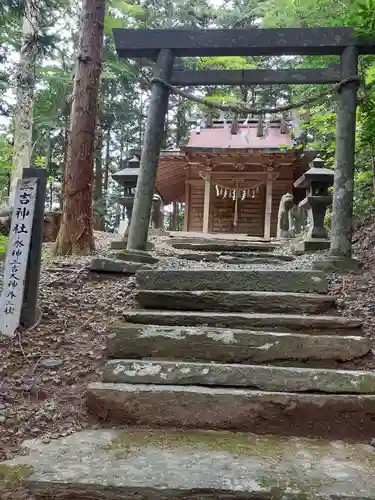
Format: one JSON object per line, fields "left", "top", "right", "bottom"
{"left": 87, "top": 383, "right": 375, "bottom": 440}
{"left": 103, "top": 360, "right": 375, "bottom": 394}
{"left": 107, "top": 325, "right": 371, "bottom": 364}
{"left": 136, "top": 269, "right": 328, "bottom": 293}
{"left": 135, "top": 290, "right": 336, "bottom": 314}
{"left": 5, "top": 428, "right": 375, "bottom": 499}
{"left": 123, "top": 310, "right": 362, "bottom": 335}
{"left": 167, "top": 239, "right": 276, "bottom": 252}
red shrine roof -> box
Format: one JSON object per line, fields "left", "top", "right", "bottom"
{"left": 187, "top": 123, "right": 293, "bottom": 150}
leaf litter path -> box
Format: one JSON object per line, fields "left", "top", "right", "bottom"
{"left": 0, "top": 232, "right": 135, "bottom": 463}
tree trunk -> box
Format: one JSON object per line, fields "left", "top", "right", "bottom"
{"left": 10, "top": 0, "right": 39, "bottom": 207}
{"left": 55, "top": 0, "right": 105, "bottom": 255}
{"left": 103, "top": 125, "right": 111, "bottom": 192}
{"left": 59, "top": 127, "right": 69, "bottom": 210}
{"left": 94, "top": 119, "right": 105, "bottom": 231}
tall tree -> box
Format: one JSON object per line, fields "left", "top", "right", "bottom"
{"left": 10, "top": 0, "right": 40, "bottom": 206}
{"left": 55, "top": 0, "right": 106, "bottom": 255}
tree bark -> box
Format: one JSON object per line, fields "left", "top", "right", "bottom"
{"left": 10, "top": 0, "right": 39, "bottom": 207}
{"left": 94, "top": 119, "right": 105, "bottom": 231}
{"left": 55, "top": 0, "right": 105, "bottom": 255}
{"left": 103, "top": 125, "right": 111, "bottom": 192}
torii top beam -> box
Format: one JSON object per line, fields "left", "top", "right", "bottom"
{"left": 113, "top": 27, "right": 375, "bottom": 59}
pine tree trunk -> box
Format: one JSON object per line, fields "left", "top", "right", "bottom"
{"left": 10, "top": 0, "right": 39, "bottom": 207}
{"left": 55, "top": 0, "right": 105, "bottom": 255}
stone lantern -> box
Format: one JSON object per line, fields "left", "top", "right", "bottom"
{"left": 293, "top": 157, "right": 334, "bottom": 251}
{"left": 111, "top": 156, "right": 140, "bottom": 249}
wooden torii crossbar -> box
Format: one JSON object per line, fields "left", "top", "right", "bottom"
{"left": 114, "top": 27, "right": 375, "bottom": 259}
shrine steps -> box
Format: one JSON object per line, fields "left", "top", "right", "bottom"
{"left": 84, "top": 264, "right": 368, "bottom": 442}
{"left": 136, "top": 269, "right": 328, "bottom": 293}
{"left": 135, "top": 289, "right": 336, "bottom": 314}
{"left": 106, "top": 325, "right": 371, "bottom": 365}
{"left": 86, "top": 382, "right": 375, "bottom": 441}
{"left": 122, "top": 310, "right": 362, "bottom": 335}
{"left": 7, "top": 258, "right": 374, "bottom": 499}
{"left": 6, "top": 428, "right": 375, "bottom": 499}
{"left": 102, "top": 360, "right": 375, "bottom": 394}
{"left": 177, "top": 251, "right": 294, "bottom": 264}
{"left": 167, "top": 239, "right": 276, "bottom": 252}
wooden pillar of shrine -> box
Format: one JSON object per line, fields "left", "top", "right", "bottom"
{"left": 184, "top": 182, "right": 190, "bottom": 231}
{"left": 264, "top": 171, "right": 273, "bottom": 239}
{"left": 202, "top": 174, "right": 211, "bottom": 233}
{"left": 171, "top": 202, "right": 178, "bottom": 230}
{"left": 127, "top": 49, "right": 174, "bottom": 250}
{"left": 330, "top": 46, "right": 358, "bottom": 258}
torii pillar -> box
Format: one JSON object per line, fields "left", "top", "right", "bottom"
{"left": 127, "top": 49, "right": 174, "bottom": 250}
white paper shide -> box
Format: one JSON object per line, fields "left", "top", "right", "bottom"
{"left": 0, "top": 178, "right": 37, "bottom": 337}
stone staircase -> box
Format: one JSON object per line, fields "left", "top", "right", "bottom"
{"left": 5, "top": 241, "right": 375, "bottom": 498}
{"left": 87, "top": 265, "right": 375, "bottom": 442}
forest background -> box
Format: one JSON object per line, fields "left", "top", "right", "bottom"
{"left": 0, "top": 0, "right": 374, "bottom": 254}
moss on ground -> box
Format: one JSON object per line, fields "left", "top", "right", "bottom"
{"left": 0, "top": 464, "right": 34, "bottom": 483}
{"left": 101, "top": 429, "right": 290, "bottom": 459}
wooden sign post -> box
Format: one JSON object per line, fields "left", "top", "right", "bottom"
{"left": 0, "top": 177, "right": 38, "bottom": 337}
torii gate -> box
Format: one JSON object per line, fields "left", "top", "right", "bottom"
{"left": 112, "top": 27, "right": 375, "bottom": 262}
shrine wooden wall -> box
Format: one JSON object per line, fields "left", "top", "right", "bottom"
{"left": 186, "top": 180, "right": 265, "bottom": 236}
{"left": 184, "top": 162, "right": 302, "bottom": 236}
{"left": 210, "top": 189, "right": 265, "bottom": 236}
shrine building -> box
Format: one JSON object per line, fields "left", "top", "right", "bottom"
{"left": 155, "top": 117, "right": 315, "bottom": 238}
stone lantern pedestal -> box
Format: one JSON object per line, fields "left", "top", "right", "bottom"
{"left": 293, "top": 157, "right": 334, "bottom": 252}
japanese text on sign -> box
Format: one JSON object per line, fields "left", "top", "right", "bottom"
{"left": 0, "top": 178, "right": 37, "bottom": 337}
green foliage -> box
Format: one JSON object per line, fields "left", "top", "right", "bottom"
{"left": 0, "top": 234, "right": 8, "bottom": 254}
{"left": 263, "top": 0, "right": 375, "bottom": 222}
{"left": 0, "top": 136, "right": 12, "bottom": 204}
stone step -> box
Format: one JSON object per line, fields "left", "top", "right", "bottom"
{"left": 178, "top": 251, "right": 294, "bottom": 264}
{"left": 107, "top": 325, "right": 371, "bottom": 364}
{"left": 103, "top": 360, "right": 375, "bottom": 394}
{"left": 135, "top": 290, "right": 336, "bottom": 314}
{"left": 5, "top": 428, "right": 375, "bottom": 499}
{"left": 87, "top": 383, "right": 375, "bottom": 440}
{"left": 90, "top": 257, "right": 152, "bottom": 274}
{"left": 167, "top": 239, "right": 276, "bottom": 252}
{"left": 136, "top": 269, "right": 328, "bottom": 293}
{"left": 110, "top": 250, "right": 159, "bottom": 265}
{"left": 123, "top": 310, "right": 362, "bottom": 335}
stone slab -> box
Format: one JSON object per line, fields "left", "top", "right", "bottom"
{"left": 167, "top": 239, "right": 275, "bottom": 252}
{"left": 87, "top": 383, "right": 375, "bottom": 440}
{"left": 178, "top": 252, "right": 294, "bottom": 264}
{"left": 123, "top": 310, "right": 362, "bottom": 335}
{"left": 90, "top": 258, "right": 152, "bottom": 274}
{"left": 5, "top": 428, "right": 375, "bottom": 499}
{"left": 103, "top": 360, "right": 375, "bottom": 394}
{"left": 135, "top": 269, "right": 328, "bottom": 293}
{"left": 111, "top": 240, "right": 155, "bottom": 251}
{"left": 111, "top": 250, "right": 159, "bottom": 264}
{"left": 217, "top": 255, "right": 288, "bottom": 265}
{"left": 169, "top": 230, "right": 270, "bottom": 242}
{"left": 107, "top": 325, "right": 371, "bottom": 364}
{"left": 135, "top": 290, "right": 336, "bottom": 314}
{"left": 295, "top": 239, "right": 331, "bottom": 253}
{"left": 313, "top": 256, "right": 362, "bottom": 274}
{"left": 110, "top": 239, "right": 128, "bottom": 250}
